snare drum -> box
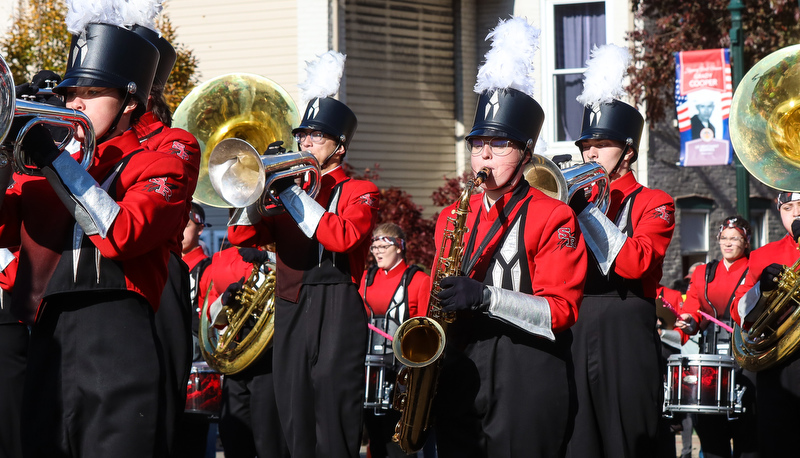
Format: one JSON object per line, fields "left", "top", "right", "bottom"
{"left": 664, "top": 354, "right": 743, "bottom": 415}
{"left": 185, "top": 361, "right": 223, "bottom": 419}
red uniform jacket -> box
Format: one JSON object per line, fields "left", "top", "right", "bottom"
{"left": 589, "top": 172, "right": 675, "bottom": 299}
{"left": 197, "top": 247, "right": 254, "bottom": 308}
{"left": 681, "top": 257, "right": 748, "bottom": 341}
{"left": 183, "top": 245, "right": 209, "bottom": 272}
{"left": 0, "top": 127, "right": 199, "bottom": 323}
{"left": 359, "top": 260, "right": 431, "bottom": 318}
{"left": 135, "top": 112, "right": 200, "bottom": 251}
{"left": 733, "top": 234, "right": 796, "bottom": 325}
{"left": 229, "top": 166, "right": 379, "bottom": 302}
{"left": 433, "top": 183, "right": 586, "bottom": 334}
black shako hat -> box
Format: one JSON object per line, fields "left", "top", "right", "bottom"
{"left": 465, "top": 88, "right": 544, "bottom": 150}
{"left": 54, "top": 23, "right": 159, "bottom": 107}
{"left": 292, "top": 97, "right": 358, "bottom": 150}
{"left": 130, "top": 25, "right": 177, "bottom": 89}
{"left": 575, "top": 99, "right": 644, "bottom": 152}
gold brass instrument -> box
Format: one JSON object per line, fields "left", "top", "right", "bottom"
{"left": 729, "top": 44, "right": 800, "bottom": 371}
{"left": 172, "top": 73, "right": 307, "bottom": 208}
{"left": 0, "top": 54, "right": 95, "bottom": 175}
{"left": 199, "top": 260, "right": 276, "bottom": 375}
{"left": 525, "top": 154, "right": 610, "bottom": 214}
{"left": 391, "top": 167, "right": 490, "bottom": 454}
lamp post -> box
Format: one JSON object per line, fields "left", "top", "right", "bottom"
{"left": 729, "top": 0, "right": 749, "bottom": 219}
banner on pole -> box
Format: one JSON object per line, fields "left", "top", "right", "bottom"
{"left": 675, "top": 49, "right": 733, "bottom": 166}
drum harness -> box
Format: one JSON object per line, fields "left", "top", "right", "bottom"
{"left": 701, "top": 260, "right": 748, "bottom": 356}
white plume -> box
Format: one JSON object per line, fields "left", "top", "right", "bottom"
{"left": 298, "top": 51, "right": 346, "bottom": 107}
{"left": 576, "top": 44, "right": 631, "bottom": 107}
{"left": 66, "top": 0, "right": 163, "bottom": 35}
{"left": 474, "top": 16, "right": 540, "bottom": 98}
{"left": 533, "top": 136, "right": 548, "bottom": 156}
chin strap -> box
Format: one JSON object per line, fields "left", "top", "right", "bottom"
{"left": 97, "top": 93, "right": 133, "bottom": 144}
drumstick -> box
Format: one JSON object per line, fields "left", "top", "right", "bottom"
{"left": 368, "top": 323, "right": 394, "bottom": 341}
{"left": 697, "top": 310, "right": 734, "bottom": 333}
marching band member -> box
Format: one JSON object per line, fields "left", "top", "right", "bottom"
{"left": 0, "top": 3, "right": 199, "bottom": 455}
{"left": 676, "top": 216, "right": 758, "bottom": 458}
{"left": 431, "top": 17, "right": 586, "bottom": 457}
{"left": 0, "top": 248, "right": 26, "bottom": 458}
{"left": 566, "top": 44, "right": 675, "bottom": 458}
{"left": 360, "top": 222, "right": 430, "bottom": 458}
{"left": 733, "top": 192, "right": 800, "bottom": 456}
{"left": 130, "top": 24, "right": 200, "bottom": 458}
{"left": 228, "top": 51, "right": 379, "bottom": 457}
{"left": 197, "top": 245, "right": 289, "bottom": 458}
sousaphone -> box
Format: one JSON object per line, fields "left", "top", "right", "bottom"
{"left": 173, "top": 74, "right": 299, "bottom": 374}
{"left": 729, "top": 44, "right": 800, "bottom": 371}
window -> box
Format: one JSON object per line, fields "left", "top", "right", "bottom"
{"left": 749, "top": 197, "right": 773, "bottom": 249}
{"left": 681, "top": 210, "right": 710, "bottom": 254}
{"left": 545, "top": 1, "right": 607, "bottom": 144}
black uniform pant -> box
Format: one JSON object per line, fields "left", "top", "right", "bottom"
{"left": 755, "top": 352, "right": 800, "bottom": 457}
{"left": 0, "top": 308, "right": 28, "bottom": 458}
{"left": 21, "top": 292, "right": 166, "bottom": 458}
{"left": 155, "top": 254, "right": 194, "bottom": 457}
{"left": 219, "top": 346, "right": 289, "bottom": 458}
{"left": 693, "top": 367, "right": 758, "bottom": 458}
{"left": 566, "top": 295, "right": 663, "bottom": 458}
{"left": 434, "top": 316, "right": 575, "bottom": 458}
{"left": 273, "top": 283, "right": 367, "bottom": 458}
{"left": 363, "top": 404, "right": 406, "bottom": 458}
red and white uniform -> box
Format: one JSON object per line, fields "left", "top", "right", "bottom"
{"left": 229, "top": 165, "right": 379, "bottom": 457}
{"left": 433, "top": 181, "right": 586, "bottom": 457}
{"left": 681, "top": 257, "right": 748, "bottom": 345}
{"left": 567, "top": 171, "right": 675, "bottom": 458}
{"left": 360, "top": 259, "right": 430, "bottom": 319}
{"left": 732, "top": 234, "right": 798, "bottom": 457}
{"left": 733, "top": 234, "right": 795, "bottom": 326}
{"left": 230, "top": 166, "right": 378, "bottom": 300}
{"left": 197, "top": 246, "right": 253, "bottom": 310}
{"left": 0, "top": 127, "right": 200, "bottom": 323}
{"left": 184, "top": 246, "right": 209, "bottom": 272}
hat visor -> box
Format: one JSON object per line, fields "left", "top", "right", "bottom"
{"left": 466, "top": 127, "right": 517, "bottom": 142}
{"left": 53, "top": 77, "right": 117, "bottom": 96}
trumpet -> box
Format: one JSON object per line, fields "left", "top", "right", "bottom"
{"left": 0, "top": 54, "right": 95, "bottom": 176}
{"left": 207, "top": 137, "right": 321, "bottom": 210}
{"left": 525, "top": 154, "right": 610, "bottom": 214}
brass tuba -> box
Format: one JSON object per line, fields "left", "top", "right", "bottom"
{"left": 524, "top": 154, "right": 610, "bottom": 214}
{"left": 729, "top": 44, "right": 800, "bottom": 371}
{"left": 0, "top": 53, "right": 95, "bottom": 175}
{"left": 172, "top": 73, "right": 310, "bottom": 208}
{"left": 199, "top": 260, "right": 277, "bottom": 375}
{"left": 174, "top": 74, "right": 301, "bottom": 373}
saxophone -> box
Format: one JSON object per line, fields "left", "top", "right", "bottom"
{"left": 390, "top": 167, "right": 489, "bottom": 454}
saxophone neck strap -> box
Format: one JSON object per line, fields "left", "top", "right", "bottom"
{"left": 461, "top": 184, "right": 530, "bottom": 276}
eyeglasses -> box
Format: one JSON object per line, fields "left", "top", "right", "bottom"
{"left": 294, "top": 131, "right": 327, "bottom": 144}
{"left": 719, "top": 236, "right": 745, "bottom": 244}
{"left": 369, "top": 244, "right": 393, "bottom": 254}
{"left": 466, "top": 138, "right": 519, "bottom": 156}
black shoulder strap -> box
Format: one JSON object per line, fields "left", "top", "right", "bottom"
{"left": 365, "top": 264, "right": 379, "bottom": 287}
{"left": 400, "top": 264, "right": 421, "bottom": 289}
{"left": 705, "top": 260, "right": 719, "bottom": 285}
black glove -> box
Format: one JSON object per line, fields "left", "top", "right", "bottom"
{"left": 238, "top": 247, "right": 270, "bottom": 265}
{"left": 760, "top": 263, "right": 784, "bottom": 293}
{"left": 15, "top": 82, "right": 39, "bottom": 100}
{"left": 569, "top": 187, "right": 590, "bottom": 215}
{"left": 20, "top": 123, "right": 60, "bottom": 168}
{"left": 792, "top": 220, "right": 800, "bottom": 243}
{"left": 221, "top": 277, "right": 245, "bottom": 307}
{"left": 438, "top": 276, "right": 489, "bottom": 313}
{"left": 264, "top": 140, "right": 286, "bottom": 156}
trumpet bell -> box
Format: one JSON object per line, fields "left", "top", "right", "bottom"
{"left": 208, "top": 137, "right": 321, "bottom": 209}
{"left": 730, "top": 44, "right": 800, "bottom": 191}
{"left": 524, "top": 154, "right": 609, "bottom": 214}
{"left": 173, "top": 73, "right": 300, "bottom": 207}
